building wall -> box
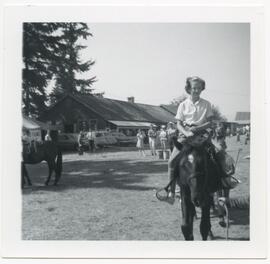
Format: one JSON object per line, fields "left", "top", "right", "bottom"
{"left": 41, "top": 97, "right": 108, "bottom": 133}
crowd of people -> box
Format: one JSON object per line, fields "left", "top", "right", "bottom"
{"left": 22, "top": 129, "right": 52, "bottom": 155}
{"left": 136, "top": 123, "right": 177, "bottom": 157}
{"left": 75, "top": 121, "right": 249, "bottom": 157}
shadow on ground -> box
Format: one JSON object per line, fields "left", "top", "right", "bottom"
{"left": 22, "top": 159, "right": 167, "bottom": 194}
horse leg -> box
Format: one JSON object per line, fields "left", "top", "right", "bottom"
{"left": 22, "top": 162, "right": 32, "bottom": 187}
{"left": 53, "top": 160, "right": 59, "bottom": 186}
{"left": 200, "top": 201, "right": 211, "bottom": 241}
{"left": 54, "top": 149, "right": 62, "bottom": 185}
{"left": 21, "top": 163, "right": 25, "bottom": 188}
{"left": 45, "top": 160, "right": 54, "bottom": 186}
{"left": 181, "top": 195, "right": 195, "bottom": 240}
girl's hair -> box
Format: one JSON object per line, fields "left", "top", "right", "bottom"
{"left": 185, "top": 76, "right": 205, "bottom": 94}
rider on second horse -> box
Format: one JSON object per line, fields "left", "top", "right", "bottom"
{"left": 166, "top": 76, "right": 225, "bottom": 201}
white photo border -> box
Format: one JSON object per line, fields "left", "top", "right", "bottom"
{"left": 1, "top": 3, "right": 267, "bottom": 260}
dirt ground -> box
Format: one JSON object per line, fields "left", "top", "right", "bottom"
{"left": 22, "top": 135, "right": 250, "bottom": 240}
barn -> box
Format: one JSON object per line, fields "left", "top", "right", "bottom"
{"left": 235, "top": 112, "right": 250, "bottom": 126}
{"left": 40, "top": 94, "right": 176, "bottom": 135}
{"left": 23, "top": 115, "right": 61, "bottom": 141}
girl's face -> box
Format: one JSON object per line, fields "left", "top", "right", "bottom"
{"left": 190, "top": 81, "right": 203, "bottom": 99}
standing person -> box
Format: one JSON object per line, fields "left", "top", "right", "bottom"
{"left": 236, "top": 127, "right": 241, "bottom": 142}
{"left": 22, "top": 129, "right": 31, "bottom": 154}
{"left": 159, "top": 125, "right": 168, "bottom": 151}
{"left": 78, "top": 131, "right": 84, "bottom": 155}
{"left": 148, "top": 124, "right": 157, "bottom": 156}
{"left": 245, "top": 124, "right": 250, "bottom": 134}
{"left": 166, "top": 76, "right": 214, "bottom": 200}
{"left": 245, "top": 125, "right": 250, "bottom": 145}
{"left": 226, "top": 127, "right": 231, "bottom": 137}
{"left": 44, "top": 130, "right": 52, "bottom": 141}
{"left": 136, "top": 129, "right": 146, "bottom": 157}
{"left": 167, "top": 122, "right": 177, "bottom": 153}
{"left": 214, "top": 122, "right": 227, "bottom": 151}
{"left": 87, "top": 129, "right": 96, "bottom": 153}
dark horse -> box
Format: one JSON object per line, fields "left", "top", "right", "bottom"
{"left": 22, "top": 141, "right": 62, "bottom": 187}
{"left": 175, "top": 140, "right": 222, "bottom": 240}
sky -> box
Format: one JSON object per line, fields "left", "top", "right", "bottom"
{"left": 79, "top": 23, "right": 250, "bottom": 121}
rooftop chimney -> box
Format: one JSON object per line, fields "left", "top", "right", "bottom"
{"left": 127, "top": 96, "right": 135, "bottom": 103}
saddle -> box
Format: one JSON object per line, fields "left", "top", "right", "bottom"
{"left": 174, "top": 130, "right": 239, "bottom": 190}
{"left": 186, "top": 130, "right": 211, "bottom": 147}
{"left": 173, "top": 129, "right": 212, "bottom": 150}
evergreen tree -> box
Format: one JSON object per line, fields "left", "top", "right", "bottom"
{"left": 51, "top": 23, "right": 96, "bottom": 103}
{"left": 23, "top": 23, "right": 96, "bottom": 116}
{"left": 22, "top": 23, "right": 64, "bottom": 117}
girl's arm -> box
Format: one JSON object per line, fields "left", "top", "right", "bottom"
{"left": 190, "top": 116, "right": 214, "bottom": 133}
{"left": 177, "top": 120, "right": 194, "bottom": 137}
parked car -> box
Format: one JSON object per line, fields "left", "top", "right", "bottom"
{"left": 57, "top": 133, "right": 78, "bottom": 150}
{"left": 93, "top": 131, "right": 117, "bottom": 147}
{"left": 110, "top": 132, "right": 137, "bottom": 145}
{"left": 58, "top": 133, "right": 88, "bottom": 151}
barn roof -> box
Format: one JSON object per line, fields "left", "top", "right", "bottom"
{"left": 234, "top": 112, "right": 250, "bottom": 125}
{"left": 160, "top": 104, "right": 178, "bottom": 115}
{"left": 68, "top": 94, "right": 175, "bottom": 123}
{"left": 235, "top": 112, "right": 250, "bottom": 121}
{"left": 23, "top": 115, "right": 41, "bottom": 130}
{"left": 23, "top": 115, "right": 61, "bottom": 130}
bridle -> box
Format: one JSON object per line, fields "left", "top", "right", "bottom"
{"left": 186, "top": 150, "right": 211, "bottom": 206}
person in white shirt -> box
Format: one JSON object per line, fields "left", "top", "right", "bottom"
{"left": 136, "top": 129, "right": 146, "bottom": 157}
{"left": 159, "top": 125, "right": 168, "bottom": 151}
{"left": 22, "top": 129, "right": 31, "bottom": 153}
{"left": 148, "top": 124, "right": 157, "bottom": 156}
{"left": 87, "top": 129, "right": 96, "bottom": 153}
{"left": 167, "top": 76, "right": 214, "bottom": 199}
{"left": 45, "top": 130, "right": 52, "bottom": 141}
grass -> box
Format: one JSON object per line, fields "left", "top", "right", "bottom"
{"left": 22, "top": 135, "right": 250, "bottom": 240}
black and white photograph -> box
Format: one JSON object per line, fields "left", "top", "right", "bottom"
{"left": 1, "top": 2, "right": 268, "bottom": 261}
{"left": 21, "top": 22, "right": 250, "bottom": 241}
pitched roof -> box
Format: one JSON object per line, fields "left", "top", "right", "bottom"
{"left": 67, "top": 94, "right": 175, "bottom": 123}
{"left": 160, "top": 104, "right": 178, "bottom": 115}
{"left": 235, "top": 112, "right": 250, "bottom": 121}
{"left": 135, "top": 103, "right": 176, "bottom": 123}
{"left": 23, "top": 115, "right": 41, "bottom": 130}
{"left": 23, "top": 115, "right": 61, "bottom": 130}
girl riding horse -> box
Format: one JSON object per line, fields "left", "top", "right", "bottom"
{"left": 167, "top": 76, "right": 215, "bottom": 200}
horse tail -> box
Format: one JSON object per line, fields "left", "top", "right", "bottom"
{"left": 56, "top": 148, "right": 62, "bottom": 176}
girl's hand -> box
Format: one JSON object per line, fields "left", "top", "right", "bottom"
{"left": 185, "top": 131, "right": 194, "bottom": 138}
{"left": 189, "top": 126, "right": 197, "bottom": 133}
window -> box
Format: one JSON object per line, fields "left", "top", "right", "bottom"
{"left": 89, "top": 119, "right": 97, "bottom": 130}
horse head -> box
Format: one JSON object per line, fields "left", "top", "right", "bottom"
{"left": 174, "top": 138, "right": 221, "bottom": 240}
{"left": 178, "top": 145, "right": 209, "bottom": 207}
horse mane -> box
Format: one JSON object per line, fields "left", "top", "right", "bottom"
{"left": 174, "top": 137, "right": 222, "bottom": 194}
